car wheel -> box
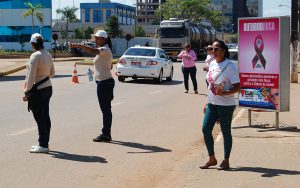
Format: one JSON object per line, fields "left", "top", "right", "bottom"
{"left": 154, "top": 69, "right": 163, "bottom": 83}
{"left": 166, "top": 67, "right": 173, "bottom": 81}
{"left": 118, "top": 76, "right": 125, "bottom": 82}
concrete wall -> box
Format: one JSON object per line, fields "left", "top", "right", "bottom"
{"left": 111, "top": 37, "right": 158, "bottom": 57}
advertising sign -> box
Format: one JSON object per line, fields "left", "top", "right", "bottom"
{"left": 238, "top": 17, "right": 290, "bottom": 112}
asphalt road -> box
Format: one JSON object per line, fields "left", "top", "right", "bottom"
{"left": 0, "top": 61, "right": 213, "bottom": 188}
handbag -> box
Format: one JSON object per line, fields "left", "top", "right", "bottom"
{"left": 26, "top": 77, "right": 49, "bottom": 112}
{"left": 209, "top": 62, "right": 232, "bottom": 95}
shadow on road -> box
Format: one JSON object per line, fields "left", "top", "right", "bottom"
{"left": 232, "top": 125, "right": 300, "bottom": 132}
{"left": 123, "top": 79, "right": 182, "bottom": 85}
{"left": 228, "top": 167, "right": 300, "bottom": 177}
{"left": 110, "top": 140, "right": 172, "bottom": 153}
{"left": 0, "top": 75, "right": 25, "bottom": 82}
{"left": 48, "top": 150, "right": 107, "bottom": 163}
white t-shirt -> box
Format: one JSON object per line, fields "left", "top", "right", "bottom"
{"left": 206, "top": 59, "right": 239, "bottom": 106}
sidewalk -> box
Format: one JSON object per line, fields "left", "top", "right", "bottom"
{"left": 159, "top": 80, "right": 300, "bottom": 187}
{"left": 0, "top": 57, "right": 87, "bottom": 77}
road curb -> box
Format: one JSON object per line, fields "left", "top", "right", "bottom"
{"left": 0, "top": 65, "right": 26, "bottom": 77}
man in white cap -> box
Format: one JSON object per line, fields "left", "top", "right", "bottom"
{"left": 70, "top": 30, "right": 115, "bottom": 142}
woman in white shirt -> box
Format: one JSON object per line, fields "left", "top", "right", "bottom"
{"left": 70, "top": 30, "right": 115, "bottom": 143}
{"left": 23, "top": 33, "right": 55, "bottom": 153}
{"left": 200, "top": 40, "right": 240, "bottom": 170}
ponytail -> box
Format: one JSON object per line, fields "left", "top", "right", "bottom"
{"left": 107, "top": 37, "right": 112, "bottom": 51}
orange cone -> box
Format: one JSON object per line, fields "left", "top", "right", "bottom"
{"left": 71, "top": 64, "right": 79, "bottom": 83}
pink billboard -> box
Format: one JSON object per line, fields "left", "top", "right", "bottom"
{"left": 238, "top": 18, "right": 280, "bottom": 110}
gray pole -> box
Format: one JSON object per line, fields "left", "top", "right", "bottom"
{"left": 291, "top": 0, "right": 298, "bottom": 83}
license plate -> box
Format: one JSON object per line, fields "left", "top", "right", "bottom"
{"left": 131, "top": 62, "right": 141, "bottom": 66}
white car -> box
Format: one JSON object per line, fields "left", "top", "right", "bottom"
{"left": 229, "top": 47, "right": 238, "bottom": 64}
{"left": 116, "top": 46, "right": 174, "bottom": 83}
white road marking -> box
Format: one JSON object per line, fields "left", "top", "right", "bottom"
{"left": 112, "top": 102, "right": 124, "bottom": 106}
{"left": 149, "top": 90, "right": 162, "bottom": 95}
{"left": 8, "top": 127, "right": 37, "bottom": 136}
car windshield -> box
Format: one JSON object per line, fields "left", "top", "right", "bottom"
{"left": 159, "top": 27, "right": 186, "bottom": 38}
{"left": 124, "top": 48, "right": 156, "bottom": 57}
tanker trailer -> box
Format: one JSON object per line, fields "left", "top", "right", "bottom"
{"left": 157, "top": 18, "right": 218, "bottom": 60}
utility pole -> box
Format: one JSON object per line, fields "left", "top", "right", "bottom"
{"left": 291, "top": 0, "right": 298, "bottom": 83}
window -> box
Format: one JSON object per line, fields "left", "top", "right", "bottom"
{"left": 125, "top": 48, "right": 156, "bottom": 57}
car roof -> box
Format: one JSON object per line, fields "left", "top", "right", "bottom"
{"left": 228, "top": 48, "right": 238, "bottom": 52}
{"left": 129, "top": 46, "right": 161, "bottom": 50}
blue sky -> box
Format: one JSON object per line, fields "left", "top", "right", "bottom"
{"left": 52, "top": 0, "right": 291, "bottom": 19}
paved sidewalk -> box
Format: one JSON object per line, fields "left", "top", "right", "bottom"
{"left": 159, "top": 79, "right": 300, "bottom": 187}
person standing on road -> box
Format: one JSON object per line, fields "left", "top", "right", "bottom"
{"left": 200, "top": 40, "right": 240, "bottom": 170}
{"left": 203, "top": 45, "right": 214, "bottom": 87}
{"left": 69, "top": 30, "right": 115, "bottom": 142}
{"left": 178, "top": 43, "right": 198, "bottom": 94}
{"left": 23, "top": 33, "right": 55, "bottom": 153}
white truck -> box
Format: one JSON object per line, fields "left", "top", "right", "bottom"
{"left": 157, "top": 18, "right": 220, "bottom": 60}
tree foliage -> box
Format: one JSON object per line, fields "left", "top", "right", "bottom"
{"left": 22, "top": 2, "right": 44, "bottom": 33}
{"left": 105, "top": 16, "right": 122, "bottom": 38}
{"left": 135, "top": 26, "right": 146, "bottom": 37}
{"left": 157, "top": 0, "right": 223, "bottom": 27}
{"left": 57, "top": 6, "right": 78, "bottom": 50}
{"left": 74, "top": 26, "right": 94, "bottom": 39}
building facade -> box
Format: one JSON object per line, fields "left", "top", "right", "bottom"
{"left": 0, "top": 0, "right": 52, "bottom": 50}
{"left": 136, "top": 0, "right": 165, "bottom": 25}
{"left": 80, "top": 2, "right": 135, "bottom": 26}
{"left": 211, "top": 0, "right": 263, "bottom": 33}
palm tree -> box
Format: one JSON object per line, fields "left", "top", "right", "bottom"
{"left": 22, "top": 2, "right": 44, "bottom": 34}
{"left": 57, "top": 6, "right": 78, "bottom": 50}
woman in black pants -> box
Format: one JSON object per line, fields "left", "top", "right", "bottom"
{"left": 178, "top": 43, "right": 198, "bottom": 94}
{"left": 70, "top": 30, "right": 115, "bottom": 142}
{"left": 23, "top": 33, "right": 55, "bottom": 153}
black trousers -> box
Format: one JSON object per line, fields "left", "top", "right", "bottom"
{"left": 182, "top": 66, "right": 198, "bottom": 91}
{"left": 96, "top": 78, "right": 115, "bottom": 136}
{"left": 32, "top": 86, "right": 52, "bottom": 148}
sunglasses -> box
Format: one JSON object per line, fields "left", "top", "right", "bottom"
{"left": 207, "top": 47, "right": 223, "bottom": 51}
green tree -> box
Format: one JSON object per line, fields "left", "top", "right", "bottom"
{"left": 22, "top": 2, "right": 44, "bottom": 33}
{"left": 19, "top": 34, "right": 27, "bottom": 52}
{"left": 135, "top": 26, "right": 146, "bottom": 37}
{"left": 57, "top": 6, "right": 78, "bottom": 50}
{"left": 157, "top": 0, "right": 222, "bottom": 27}
{"left": 74, "top": 28, "right": 84, "bottom": 39}
{"left": 105, "top": 16, "right": 122, "bottom": 38}
{"left": 84, "top": 26, "right": 94, "bottom": 39}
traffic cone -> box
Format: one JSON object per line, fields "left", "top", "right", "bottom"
{"left": 71, "top": 64, "right": 79, "bottom": 83}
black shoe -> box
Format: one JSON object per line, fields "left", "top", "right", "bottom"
{"left": 93, "top": 134, "right": 112, "bottom": 142}
{"left": 185, "top": 90, "right": 189, "bottom": 93}
{"left": 195, "top": 90, "right": 198, "bottom": 94}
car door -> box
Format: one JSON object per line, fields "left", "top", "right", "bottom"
{"left": 162, "top": 50, "right": 173, "bottom": 76}
{"left": 158, "top": 50, "right": 170, "bottom": 77}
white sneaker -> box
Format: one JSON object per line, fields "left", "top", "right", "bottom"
{"left": 31, "top": 145, "right": 38, "bottom": 149}
{"left": 29, "top": 146, "right": 49, "bottom": 153}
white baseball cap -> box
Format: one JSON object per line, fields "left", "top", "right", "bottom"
{"left": 30, "top": 33, "right": 43, "bottom": 43}
{"left": 94, "top": 30, "right": 108, "bottom": 38}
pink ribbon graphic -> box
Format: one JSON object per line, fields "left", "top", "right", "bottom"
{"left": 252, "top": 35, "right": 266, "bottom": 69}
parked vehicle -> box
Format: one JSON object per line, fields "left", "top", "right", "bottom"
{"left": 157, "top": 18, "right": 221, "bottom": 60}
{"left": 229, "top": 47, "right": 238, "bottom": 63}
{"left": 116, "top": 46, "right": 173, "bottom": 83}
